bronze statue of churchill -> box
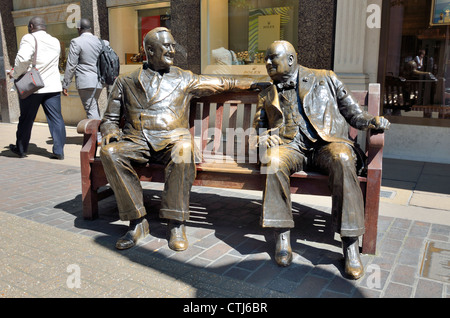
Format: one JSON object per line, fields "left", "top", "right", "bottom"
{"left": 253, "top": 41, "right": 390, "bottom": 279}
{"left": 100, "top": 27, "right": 254, "bottom": 251}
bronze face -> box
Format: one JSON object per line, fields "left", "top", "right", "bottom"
{"left": 265, "top": 41, "right": 296, "bottom": 83}
{"left": 145, "top": 30, "right": 176, "bottom": 72}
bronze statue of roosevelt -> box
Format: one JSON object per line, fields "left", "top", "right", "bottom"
{"left": 252, "top": 40, "right": 390, "bottom": 279}
{"left": 100, "top": 27, "right": 255, "bottom": 251}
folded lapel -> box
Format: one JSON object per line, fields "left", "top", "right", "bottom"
{"left": 150, "top": 68, "right": 183, "bottom": 104}
{"left": 297, "top": 65, "right": 315, "bottom": 105}
{"left": 266, "top": 84, "right": 282, "bottom": 115}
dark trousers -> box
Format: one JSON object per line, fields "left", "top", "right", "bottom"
{"left": 261, "top": 141, "right": 365, "bottom": 237}
{"left": 15, "top": 92, "right": 66, "bottom": 157}
{"left": 100, "top": 137, "right": 196, "bottom": 222}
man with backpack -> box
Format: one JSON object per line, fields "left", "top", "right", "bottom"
{"left": 62, "top": 18, "right": 111, "bottom": 124}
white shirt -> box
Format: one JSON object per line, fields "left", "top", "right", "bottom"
{"left": 13, "top": 30, "right": 62, "bottom": 94}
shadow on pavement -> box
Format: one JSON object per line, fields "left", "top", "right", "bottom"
{"left": 57, "top": 188, "right": 366, "bottom": 298}
{"left": 1, "top": 143, "right": 53, "bottom": 158}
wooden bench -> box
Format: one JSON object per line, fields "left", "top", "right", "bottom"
{"left": 77, "top": 83, "right": 384, "bottom": 254}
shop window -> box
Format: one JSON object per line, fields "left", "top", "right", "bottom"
{"left": 201, "top": 0, "right": 299, "bottom": 77}
{"left": 382, "top": 0, "right": 450, "bottom": 124}
{"left": 108, "top": 2, "right": 170, "bottom": 73}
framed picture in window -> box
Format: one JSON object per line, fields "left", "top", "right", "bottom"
{"left": 430, "top": 0, "right": 450, "bottom": 25}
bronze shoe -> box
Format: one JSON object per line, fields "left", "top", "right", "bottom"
{"left": 168, "top": 221, "right": 188, "bottom": 251}
{"left": 342, "top": 237, "right": 364, "bottom": 280}
{"left": 274, "top": 229, "right": 292, "bottom": 267}
{"left": 116, "top": 218, "right": 149, "bottom": 250}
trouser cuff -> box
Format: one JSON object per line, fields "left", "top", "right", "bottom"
{"left": 160, "top": 208, "right": 190, "bottom": 222}
{"left": 261, "top": 218, "right": 295, "bottom": 228}
{"left": 119, "top": 206, "right": 147, "bottom": 221}
{"left": 339, "top": 227, "right": 365, "bottom": 237}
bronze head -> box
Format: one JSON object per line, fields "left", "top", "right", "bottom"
{"left": 143, "top": 27, "right": 176, "bottom": 73}
{"left": 265, "top": 41, "right": 297, "bottom": 83}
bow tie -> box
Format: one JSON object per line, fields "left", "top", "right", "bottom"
{"left": 276, "top": 80, "right": 296, "bottom": 91}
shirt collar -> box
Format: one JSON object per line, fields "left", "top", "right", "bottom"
{"left": 275, "top": 70, "right": 298, "bottom": 91}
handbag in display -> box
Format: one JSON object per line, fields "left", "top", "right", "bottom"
{"left": 14, "top": 35, "right": 44, "bottom": 99}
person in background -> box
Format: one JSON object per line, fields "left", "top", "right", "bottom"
{"left": 8, "top": 16, "right": 66, "bottom": 160}
{"left": 414, "top": 49, "right": 426, "bottom": 71}
{"left": 62, "top": 18, "right": 107, "bottom": 144}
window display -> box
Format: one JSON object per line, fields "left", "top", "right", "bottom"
{"left": 382, "top": 0, "right": 450, "bottom": 123}
{"left": 201, "top": 0, "right": 298, "bottom": 76}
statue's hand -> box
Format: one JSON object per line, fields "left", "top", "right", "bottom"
{"left": 260, "top": 135, "right": 284, "bottom": 148}
{"left": 102, "top": 132, "right": 121, "bottom": 147}
{"left": 250, "top": 82, "right": 272, "bottom": 91}
{"left": 368, "top": 116, "right": 390, "bottom": 132}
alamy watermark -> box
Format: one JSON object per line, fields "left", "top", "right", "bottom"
{"left": 366, "top": 4, "right": 381, "bottom": 29}
{"left": 365, "top": 264, "right": 382, "bottom": 289}
{"left": 66, "top": 264, "right": 81, "bottom": 289}
{"left": 66, "top": 4, "right": 81, "bottom": 28}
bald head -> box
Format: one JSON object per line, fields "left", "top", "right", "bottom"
{"left": 143, "top": 27, "right": 176, "bottom": 72}
{"left": 77, "top": 18, "right": 93, "bottom": 35}
{"left": 79, "top": 18, "right": 92, "bottom": 31}
{"left": 143, "top": 27, "right": 171, "bottom": 47}
{"left": 265, "top": 40, "right": 298, "bottom": 82}
{"left": 28, "top": 17, "right": 46, "bottom": 33}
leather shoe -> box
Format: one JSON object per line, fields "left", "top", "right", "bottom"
{"left": 116, "top": 218, "right": 149, "bottom": 250}
{"left": 9, "top": 144, "right": 26, "bottom": 158}
{"left": 274, "top": 229, "right": 292, "bottom": 267}
{"left": 50, "top": 153, "right": 64, "bottom": 160}
{"left": 168, "top": 220, "right": 188, "bottom": 251}
{"left": 342, "top": 237, "right": 364, "bottom": 279}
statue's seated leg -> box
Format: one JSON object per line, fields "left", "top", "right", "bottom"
{"left": 313, "top": 142, "right": 364, "bottom": 279}
{"left": 100, "top": 140, "right": 150, "bottom": 249}
{"left": 261, "top": 145, "right": 305, "bottom": 266}
{"left": 156, "top": 139, "right": 196, "bottom": 251}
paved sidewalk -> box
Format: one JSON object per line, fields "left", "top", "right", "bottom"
{"left": 0, "top": 122, "right": 449, "bottom": 298}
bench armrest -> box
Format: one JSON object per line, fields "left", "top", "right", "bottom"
{"left": 77, "top": 119, "right": 101, "bottom": 162}
{"left": 366, "top": 130, "right": 384, "bottom": 170}
{"left": 77, "top": 119, "right": 101, "bottom": 135}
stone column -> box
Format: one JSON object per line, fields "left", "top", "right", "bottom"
{"left": 0, "top": 0, "right": 18, "bottom": 123}
{"left": 333, "top": 0, "right": 370, "bottom": 90}
{"left": 298, "top": 0, "right": 336, "bottom": 70}
{"left": 171, "top": 0, "right": 201, "bottom": 74}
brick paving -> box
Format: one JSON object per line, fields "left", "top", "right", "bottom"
{"left": 0, "top": 123, "right": 449, "bottom": 299}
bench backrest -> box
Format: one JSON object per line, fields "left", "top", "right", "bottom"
{"left": 189, "top": 84, "right": 380, "bottom": 163}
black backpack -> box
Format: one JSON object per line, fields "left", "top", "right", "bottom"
{"left": 97, "top": 39, "right": 120, "bottom": 85}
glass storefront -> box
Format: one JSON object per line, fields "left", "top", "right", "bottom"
{"left": 382, "top": 0, "right": 450, "bottom": 124}
{"left": 201, "top": 0, "right": 298, "bottom": 77}
{"left": 108, "top": 1, "right": 171, "bottom": 74}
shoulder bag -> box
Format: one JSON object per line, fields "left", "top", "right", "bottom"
{"left": 14, "top": 34, "right": 45, "bottom": 99}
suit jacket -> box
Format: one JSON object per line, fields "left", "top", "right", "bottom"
{"left": 62, "top": 32, "right": 108, "bottom": 90}
{"left": 13, "top": 30, "right": 62, "bottom": 94}
{"left": 252, "top": 65, "right": 375, "bottom": 146}
{"left": 101, "top": 65, "right": 252, "bottom": 151}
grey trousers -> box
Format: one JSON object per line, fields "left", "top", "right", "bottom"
{"left": 78, "top": 88, "right": 102, "bottom": 120}
{"left": 261, "top": 141, "right": 365, "bottom": 237}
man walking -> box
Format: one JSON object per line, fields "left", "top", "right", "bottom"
{"left": 62, "top": 18, "right": 106, "bottom": 124}
{"left": 9, "top": 16, "right": 66, "bottom": 160}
